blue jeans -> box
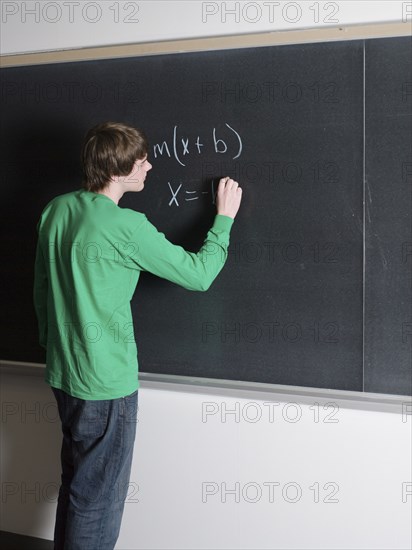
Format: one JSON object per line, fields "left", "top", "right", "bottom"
{"left": 51, "top": 387, "right": 138, "bottom": 550}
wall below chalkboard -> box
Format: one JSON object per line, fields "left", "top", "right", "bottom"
{"left": 0, "top": 36, "right": 411, "bottom": 395}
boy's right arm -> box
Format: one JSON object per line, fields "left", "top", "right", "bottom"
{"left": 128, "top": 177, "right": 242, "bottom": 291}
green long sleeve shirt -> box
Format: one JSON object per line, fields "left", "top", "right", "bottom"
{"left": 33, "top": 189, "right": 234, "bottom": 400}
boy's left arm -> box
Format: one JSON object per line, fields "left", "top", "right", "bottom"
{"left": 33, "top": 221, "right": 48, "bottom": 350}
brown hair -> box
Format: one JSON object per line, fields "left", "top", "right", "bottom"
{"left": 81, "top": 122, "right": 148, "bottom": 192}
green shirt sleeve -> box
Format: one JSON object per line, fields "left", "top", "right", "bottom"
{"left": 33, "top": 219, "right": 48, "bottom": 349}
{"left": 129, "top": 214, "right": 234, "bottom": 291}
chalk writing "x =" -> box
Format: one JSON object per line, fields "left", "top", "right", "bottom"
{"left": 167, "top": 182, "right": 216, "bottom": 207}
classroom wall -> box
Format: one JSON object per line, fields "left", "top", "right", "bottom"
{"left": 1, "top": 364, "right": 411, "bottom": 549}
{"left": 0, "top": 0, "right": 409, "bottom": 55}
{"left": 1, "top": 2, "right": 412, "bottom": 549}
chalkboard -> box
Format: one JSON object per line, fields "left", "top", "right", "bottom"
{"left": 0, "top": 36, "right": 410, "bottom": 395}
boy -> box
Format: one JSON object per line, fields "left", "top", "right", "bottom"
{"left": 33, "top": 121, "right": 242, "bottom": 549}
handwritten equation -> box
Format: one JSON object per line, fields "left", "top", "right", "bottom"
{"left": 153, "top": 123, "right": 243, "bottom": 166}
{"left": 167, "top": 181, "right": 217, "bottom": 207}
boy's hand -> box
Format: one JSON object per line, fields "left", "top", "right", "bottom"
{"left": 216, "top": 177, "right": 242, "bottom": 219}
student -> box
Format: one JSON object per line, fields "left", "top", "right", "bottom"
{"left": 33, "top": 121, "right": 242, "bottom": 550}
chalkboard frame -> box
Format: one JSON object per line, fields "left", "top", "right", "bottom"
{"left": 0, "top": 360, "right": 410, "bottom": 409}
{"left": 0, "top": 21, "right": 409, "bottom": 68}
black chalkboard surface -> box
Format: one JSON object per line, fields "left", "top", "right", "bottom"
{"left": 1, "top": 36, "right": 410, "bottom": 395}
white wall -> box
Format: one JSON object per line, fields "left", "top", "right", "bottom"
{"left": 1, "top": 3, "right": 412, "bottom": 549}
{"left": 0, "top": 1, "right": 410, "bottom": 55}
{"left": 1, "top": 365, "right": 411, "bottom": 549}
{"left": 115, "top": 380, "right": 412, "bottom": 550}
